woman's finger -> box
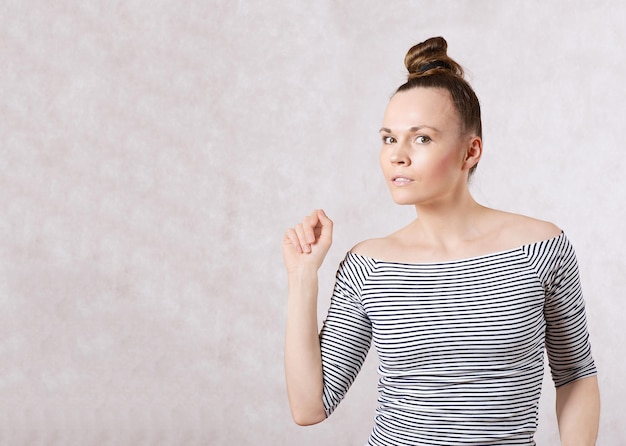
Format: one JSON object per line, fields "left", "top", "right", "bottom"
{"left": 284, "top": 227, "right": 303, "bottom": 254}
{"left": 316, "top": 209, "right": 333, "bottom": 242}
{"left": 294, "top": 223, "right": 311, "bottom": 253}
{"left": 302, "top": 213, "right": 319, "bottom": 244}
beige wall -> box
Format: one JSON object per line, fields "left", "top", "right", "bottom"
{"left": 1, "top": 1, "right": 624, "bottom": 444}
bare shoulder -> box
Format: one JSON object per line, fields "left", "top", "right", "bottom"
{"left": 349, "top": 210, "right": 563, "bottom": 264}
{"left": 350, "top": 225, "right": 411, "bottom": 260}
{"left": 350, "top": 237, "right": 393, "bottom": 259}
{"left": 493, "top": 210, "right": 562, "bottom": 246}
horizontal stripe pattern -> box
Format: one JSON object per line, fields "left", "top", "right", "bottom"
{"left": 319, "top": 232, "right": 596, "bottom": 445}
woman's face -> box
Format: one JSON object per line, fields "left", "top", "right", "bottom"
{"left": 379, "top": 87, "right": 476, "bottom": 207}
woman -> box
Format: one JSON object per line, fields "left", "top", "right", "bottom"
{"left": 282, "top": 37, "right": 599, "bottom": 445}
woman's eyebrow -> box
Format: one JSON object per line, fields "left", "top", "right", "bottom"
{"left": 379, "top": 125, "right": 440, "bottom": 133}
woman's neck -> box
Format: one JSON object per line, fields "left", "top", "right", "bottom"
{"left": 410, "top": 195, "right": 489, "bottom": 248}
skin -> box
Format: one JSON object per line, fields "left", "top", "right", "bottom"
{"left": 282, "top": 87, "right": 600, "bottom": 442}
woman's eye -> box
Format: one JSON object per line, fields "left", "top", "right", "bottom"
{"left": 415, "top": 135, "right": 432, "bottom": 144}
{"left": 382, "top": 136, "right": 396, "bottom": 144}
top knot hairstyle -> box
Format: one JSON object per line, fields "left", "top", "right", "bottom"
{"left": 397, "top": 37, "right": 482, "bottom": 148}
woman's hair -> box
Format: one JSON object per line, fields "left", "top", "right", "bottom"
{"left": 397, "top": 37, "right": 482, "bottom": 174}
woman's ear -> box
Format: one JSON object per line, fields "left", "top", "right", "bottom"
{"left": 462, "top": 136, "right": 482, "bottom": 171}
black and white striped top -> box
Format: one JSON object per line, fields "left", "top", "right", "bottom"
{"left": 319, "top": 232, "right": 596, "bottom": 445}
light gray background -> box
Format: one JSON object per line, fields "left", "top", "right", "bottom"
{"left": 1, "top": 1, "right": 624, "bottom": 445}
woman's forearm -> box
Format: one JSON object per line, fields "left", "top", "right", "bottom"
{"left": 556, "top": 375, "right": 600, "bottom": 445}
{"left": 284, "top": 269, "right": 326, "bottom": 425}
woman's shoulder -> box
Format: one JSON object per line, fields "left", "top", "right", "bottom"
{"left": 492, "top": 210, "right": 562, "bottom": 247}
{"left": 349, "top": 223, "right": 414, "bottom": 261}
{"left": 349, "top": 210, "right": 563, "bottom": 263}
{"left": 350, "top": 237, "right": 393, "bottom": 259}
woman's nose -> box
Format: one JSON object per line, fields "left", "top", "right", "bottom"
{"left": 390, "top": 144, "right": 410, "bottom": 166}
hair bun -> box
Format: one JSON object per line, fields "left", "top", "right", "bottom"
{"left": 404, "top": 36, "right": 464, "bottom": 80}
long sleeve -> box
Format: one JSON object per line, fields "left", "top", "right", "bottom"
{"left": 319, "top": 252, "right": 374, "bottom": 416}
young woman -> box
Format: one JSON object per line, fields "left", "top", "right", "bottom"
{"left": 282, "top": 37, "right": 599, "bottom": 445}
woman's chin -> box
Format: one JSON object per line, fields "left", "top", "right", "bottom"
{"left": 390, "top": 196, "right": 418, "bottom": 206}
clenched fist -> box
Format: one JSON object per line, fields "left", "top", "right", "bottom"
{"left": 282, "top": 209, "right": 333, "bottom": 274}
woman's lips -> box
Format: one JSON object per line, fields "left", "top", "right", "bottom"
{"left": 392, "top": 176, "right": 414, "bottom": 186}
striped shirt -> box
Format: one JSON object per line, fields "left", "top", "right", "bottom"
{"left": 319, "top": 232, "right": 596, "bottom": 445}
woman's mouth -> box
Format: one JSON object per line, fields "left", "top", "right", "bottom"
{"left": 392, "top": 176, "right": 414, "bottom": 186}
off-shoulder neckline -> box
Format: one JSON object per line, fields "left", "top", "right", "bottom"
{"left": 347, "top": 231, "right": 565, "bottom": 267}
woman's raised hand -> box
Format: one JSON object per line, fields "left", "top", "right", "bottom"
{"left": 282, "top": 209, "right": 333, "bottom": 274}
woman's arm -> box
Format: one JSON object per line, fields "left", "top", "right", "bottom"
{"left": 556, "top": 375, "right": 600, "bottom": 446}
{"left": 283, "top": 210, "right": 333, "bottom": 425}
{"left": 284, "top": 269, "right": 326, "bottom": 425}
{"left": 540, "top": 235, "right": 599, "bottom": 444}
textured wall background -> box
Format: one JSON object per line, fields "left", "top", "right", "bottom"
{"left": 1, "top": 1, "right": 624, "bottom": 445}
